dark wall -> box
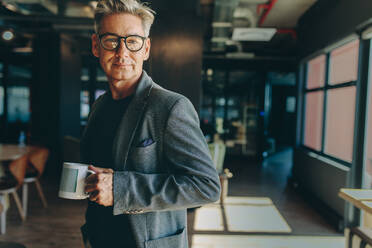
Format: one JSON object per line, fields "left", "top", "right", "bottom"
{"left": 59, "top": 35, "right": 81, "bottom": 139}
{"left": 32, "top": 33, "right": 60, "bottom": 148}
{"left": 297, "top": 0, "right": 372, "bottom": 57}
{"left": 293, "top": 148, "right": 349, "bottom": 218}
{"left": 32, "top": 33, "right": 81, "bottom": 177}
{"left": 148, "top": 10, "right": 203, "bottom": 112}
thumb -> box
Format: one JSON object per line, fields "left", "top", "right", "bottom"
{"left": 88, "top": 165, "right": 114, "bottom": 174}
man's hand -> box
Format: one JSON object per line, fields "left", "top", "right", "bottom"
{"left": 85, "top": 165, "right": 114, "bottom": 207}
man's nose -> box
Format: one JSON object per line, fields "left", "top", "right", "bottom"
{"left": 116, "top": 38, "right": 130, "bottom": 57}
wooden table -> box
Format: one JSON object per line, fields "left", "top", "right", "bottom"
{"left": 339, "top": 188, "right": 372, "bottom": 247}
{"left": 0, "top": 144, "right": 37, "bottom": 162}
{"left": 339, "top": 188, "right": 372, "bottom": 215}
{"left": 0, "top": 144, "right": 37, "bottom": 214}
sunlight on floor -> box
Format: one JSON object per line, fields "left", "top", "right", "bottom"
{"left": 191, "top": 197, "right": 344, "bottom": 248}
{"left": 194, "top": 197, "right": 291, "bottom": 233}
{"left": 191, "top": 234, "right": 345, "bottom": 248}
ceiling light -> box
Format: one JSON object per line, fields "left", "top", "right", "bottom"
{"left": 211, "top": 37, "right": 229, "bottom": 43}
{"left": 232, "top": 28, "right": 276, "bottom": 41}
{"left": 212, "top": 22, "right": 232, "bottom": 28}
{"left": 226, "top": 52, "right": 255, "bottom": 59}
{"left": 2, "top": 30, "right": 14, "bottom": 41}
{"left": 13, "top": 47, "right": 33, "bottom": 53}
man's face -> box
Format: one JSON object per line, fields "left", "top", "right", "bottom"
{"left": 91, "top": 13, "right": 150, "bottom": 84}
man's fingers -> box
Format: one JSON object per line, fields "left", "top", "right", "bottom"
{"left": 89, "top": 191, "right": 99, "bottom": 202}
{"left": 85, "top": 183, "right": 97, "bottom": 193}
{"left": 85, "top": 173, "right": 98, "bottom": 184}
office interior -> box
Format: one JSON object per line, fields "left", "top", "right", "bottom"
{"left": 0, "top": 0, "right": 372, "bottom": 247}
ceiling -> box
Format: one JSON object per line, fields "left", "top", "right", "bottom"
{"left": 202, "top": 0, "right": 317, "bottom": 57}
{"left": 0, "top": 0, "right": 317, "bottom": 58}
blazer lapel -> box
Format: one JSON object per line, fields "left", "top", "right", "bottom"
{"left": 112, "top": 71, "right": 154, "bottom": 171}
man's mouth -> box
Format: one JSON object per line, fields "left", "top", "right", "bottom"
{"left": 114, "top": 63, "right": 131, "bottom": 67}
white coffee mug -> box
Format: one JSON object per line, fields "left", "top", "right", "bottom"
{"left": 58, "top": 162, "right": 95, "bottom": 200}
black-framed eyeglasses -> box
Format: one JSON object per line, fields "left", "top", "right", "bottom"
{"left": 98, "top": 33, "right": 147, "bottom": 52}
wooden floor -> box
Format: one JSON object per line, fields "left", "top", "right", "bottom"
{"left": 226, "top": 148, "right": 339, "bottom": 236}
{"left": 0, "top": 181, "right": 86, "bottom": 248}
{"left": 0, "top": 148, "right": 340, "bottom": 247}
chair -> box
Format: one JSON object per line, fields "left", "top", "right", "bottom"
{"left": 22, "top": 147, "right": 49, "bottom": 218}
{"left": 0, "top": 154, "right": 28, "bottom": 234}
{"left": 208, "top": 143, "right": 232, "bottom": 204}
{"left": 208, "top": 143, "right": 226, "bottom": 174}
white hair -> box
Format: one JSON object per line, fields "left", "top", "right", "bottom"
{"left": 94, "top": 0, "right": 155, "bottom": 37}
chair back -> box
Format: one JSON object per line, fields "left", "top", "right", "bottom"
{"left": 208, "top": 143, "right": 226, "bottom": 174}
{"left": 9, "top": 154, "right": 28, "bottom": 186}
{"left": 29, "top": 147, "right": 49, "bottom": 176}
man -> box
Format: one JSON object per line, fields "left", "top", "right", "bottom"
{"left": 80, "top": 0, "right": 221, "bottom": 247}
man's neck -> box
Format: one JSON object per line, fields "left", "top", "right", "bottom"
{"left": 108, "top": 72, "right": 142, "bottom": 100}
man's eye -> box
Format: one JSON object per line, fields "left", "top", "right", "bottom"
{"left": 105, "top": 38, "right": 117, "bottom": 43}
{"left": 127, "top": 40, "right": 138, "bottom": 44}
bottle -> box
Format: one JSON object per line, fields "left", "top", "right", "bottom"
{"left": 19, "top": 131, "right": 26, "bottom": 146}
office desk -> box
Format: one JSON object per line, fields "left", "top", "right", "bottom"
{"left": 339, "top": 188, "right": 372, "bottom": 248}
{"left": 339, "top": 188, "right": 372, "bottom": 215}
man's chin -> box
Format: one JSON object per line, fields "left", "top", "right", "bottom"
{"left": 110, "top": 72, "right": 133, "bottom": 82}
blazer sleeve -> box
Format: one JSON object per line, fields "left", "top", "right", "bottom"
{"left": 112, "top": 97, "right": 221, "bottom": 215}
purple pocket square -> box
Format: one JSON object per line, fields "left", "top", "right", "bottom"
{"left": 137, "top": 138, "right": 155, "bottom": 147}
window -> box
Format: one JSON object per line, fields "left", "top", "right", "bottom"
{"left": 329, "top": 40, "right": 359, "bottom": 85}
{"left": 80, "top": 65, "right": 108, "bottom": 126}
{"left": 7, "top": 65, "right": 31, "bottom": 123}
{"left": 363, "top": 39, "right": 372, "bottom": 188}
{"left": 302, "top": 39, "right": 359, "bottom": 164}
{"left": 0, "top": 86, "right": 3, "bottom": 116}
{"left": 80, "top": 90, "right": 89, "bottom": 122}
{"left": 324, "top": 87, "right": 356, "bottom": 162}
{"left": 304, "top": 91, "right": 324, "bottom": 151}
{"left": 81, "top": 67, "right": 89, "bottom": 124}
{"left": 0, "top": 63, "right": 3, "bottom": 116}
{"left": 307, "top": 55, "right": 326, "bottom": 89}
{"left": 303, "top": 55, "right": 325, "bottom": 151}
{"left": 7, "top": 86, "right": 30, "bottom": 123}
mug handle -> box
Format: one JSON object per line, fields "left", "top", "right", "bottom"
{"left": 86, "top": 169, "right": 96, "bottom": 177}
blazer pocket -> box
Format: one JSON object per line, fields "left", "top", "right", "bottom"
{"left": 133, "top": 141, "right": 156, "bottom": 152}
{"left": 145, "top": 228, "right": 186, "bottom": 248}
{"left": 129, "top": 142, "right": 157, "bottom": 172}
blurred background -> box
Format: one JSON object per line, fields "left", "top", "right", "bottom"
{"left": 0, "top": 0, "right": 372, "bottom": 247}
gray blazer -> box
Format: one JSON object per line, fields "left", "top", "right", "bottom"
{"left": 82, "top": 71, "right": 220, "bottom": 248}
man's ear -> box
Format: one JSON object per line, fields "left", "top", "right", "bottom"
{"left": 91, "top": 33, "right": 100, "bottom": 58}
{"left": 143, "top": 38, "right": 151, "bottom": 61}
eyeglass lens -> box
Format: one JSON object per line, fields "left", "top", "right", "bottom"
{"left": 101, "top": 34, "right": 144, "bottom": 51}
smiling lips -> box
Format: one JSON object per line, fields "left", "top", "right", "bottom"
{"left": 114, "top": 63, "right": 132, "bottom": 67}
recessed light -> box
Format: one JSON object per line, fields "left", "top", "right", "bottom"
{"left": 2, "top": 30, "right": 14, "bottom": 41}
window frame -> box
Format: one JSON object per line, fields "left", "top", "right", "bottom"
{"left": 300, "top": 37, "right": 360, "bottom": 166}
